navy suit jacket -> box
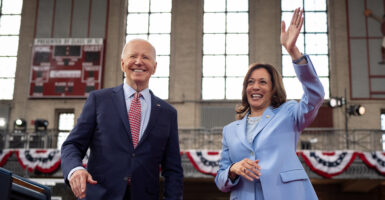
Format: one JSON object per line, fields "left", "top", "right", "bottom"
{"left": 61, "top": 84, "right": 183, "bottom": 200}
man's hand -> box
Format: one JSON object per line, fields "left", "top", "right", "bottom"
{"left": 69, "top": 169, "right": 97, "bottom": 199}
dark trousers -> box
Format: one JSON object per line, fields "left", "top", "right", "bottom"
{"left": 123, "top": 184, "right": 131, "bottom": 200}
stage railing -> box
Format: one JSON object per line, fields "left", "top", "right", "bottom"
{"left": 299, "top": 128, "right": 385, "bottom": 151}
{"left": 0, "top": 128, "right": 384, "bottom": 151}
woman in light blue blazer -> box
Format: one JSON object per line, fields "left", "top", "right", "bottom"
{"left": 215, "top": 8, "right": 324, "bottom": 200}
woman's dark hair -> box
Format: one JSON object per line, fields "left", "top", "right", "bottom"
{"left": 236, "top": 63, "right": 287, "bottom": 120}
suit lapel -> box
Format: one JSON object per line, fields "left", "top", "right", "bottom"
{"left": 112, "top": 85, "right": 131, "bottom": 136}
{"left": 137, "top": 91, "right": 161, "bottom": 147}
{"left": 235, "top": 116, "right": 253, "bottom": 151}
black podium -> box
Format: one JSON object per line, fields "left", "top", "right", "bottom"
{"left": 0, "top": 167, "right": 51, "bottom": 200}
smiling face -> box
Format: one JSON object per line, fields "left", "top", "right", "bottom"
{"left": 246, "top": 68, "right": 273, "bottom": 116}
{"left": 121, "top": 39, "right": 157, "bottom": 91}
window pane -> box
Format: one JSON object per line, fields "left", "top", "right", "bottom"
{"left": 0, "top": 36, "right": 19, "bottom": 56}
{"left": 203, "top": 34, "right": 225, "bottom": 54}
{"left": 226, "top": 55, "right": 248, "bottom": 76}
{"left": 204, "top": 13, "right": 225, "bottom": 33}
{"left": 305, "top": 12, "right": 327, "bottom": 33}
{"left": 305, "top": 34, "right": 328, "bottom": 54}
{"left": 227, "top": 0, "right": 248, "bottom": 11}
{"left": 150, "top": 13, "right": 171, "bottom": 33}
{"left": 2, "top": 0, "right": 23, "bottom": 14}
{"left": 281, "top": 12, "right": 293, "bottom": 25}
{"left": 149, "top": 34, "right": 170, "bottom": 55}
{"left": 126, "top": 34, "right": 148, "bottom": 42}
{"left": 284, "top": 76, "right": 329, "bottom": 100}
{"left": 204, "top": 0, "right": 225, "bottom": 12}
{"left": 150, "top": 0, "right": 171, "bottom": 12}
{"left": 149, "top": 77, "right": 168, "bottom": 99}
{"left": 283, "top": 55, "right": 329, "bottom": 77}
{"left": 57, "top": 132, "right": 70, "bottom": 150}
{"left": 202, "top": 78, "right": 225, "bottom": 99}
{"left": 154, "top": 55, "right": 169, "bottom": 76}
{"left": 0, "top": 16, "right": 21, "bottom": 34}
{"left": 283, "top": 78, "right": 303, "bottom": 99}
{"left": 0, "top": 57, "right": 17, "bottom": 78}
{"left": 311, "top": 55, "right": 329, "bottom": 76}
{"left": 282, "top": 55, "right": 296, "bottom": 76}
{"left": 0, "top": 0, "right": 22, "bottom": 100}
{"left": 283, "top": 59, "right": 329, "bottom": 98}
{"left": 58, "top": 113, "right": 75, "bottom": 131}
{"left": 304, "top": 0, "right": 327, "bottom": 11}
{"left": 203, "top": 56, "right": 225, "bottom": 76}
{"left": 226, "top": 77, "right": 243, "bottom": 99}
{"left": 126, "top": 14, "right": 149, "bottom": 34}
{"left": 319, "top": 77, "right": 330, "bottom": 99}
{"left": 0, "top": 78, "right": 14, "bottom": 99}
{"left": 128, "top": 0, "right": 149, "bottom": 12}
{"left": 227, "top": 13, "right": 248, "bottom": 33}
{"left": 281, "top": 0, "right": 303, "bottom": 11}
{"left": 226, "top": 34, "right": 248, "bottom": 54}
{"left": 202, "top": 0, "right": 249, "bottom": 100}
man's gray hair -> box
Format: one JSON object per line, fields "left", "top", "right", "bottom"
{"left": 121, "top": 39, "right": 157, "bottom": 60}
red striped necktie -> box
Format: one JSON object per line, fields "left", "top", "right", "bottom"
{"left": 129, "top": 92, "right": 141, "bottom": 148}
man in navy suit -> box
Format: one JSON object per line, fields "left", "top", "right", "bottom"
{"left": 61, "top": 39, "right": 184, "bottom": 200}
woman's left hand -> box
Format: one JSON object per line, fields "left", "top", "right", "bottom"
{"left": 280, "top": 7, "right": 303, "bottom": 58}
{"left": 229, "top": 159, "right": 261, "bottom": 181}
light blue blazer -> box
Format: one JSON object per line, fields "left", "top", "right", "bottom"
{"left": 215, "top": 55, "right": 324, "bottom": 200}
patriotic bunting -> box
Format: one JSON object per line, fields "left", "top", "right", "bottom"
{"left": 185, "top": 150, "right": 220, "bottom": 176}
{"left": 358, "top": 152, "right": 385, "bottom": 175}
{"left": 15, "top": 149, "right": 61, "bottom": 173}
{"left": 299, "top": 150, "right": 357, "bottom": 178}
{"left": 1, "top": 149, "right": 385, "bottom": 178}
{"left": 0, "top": 149, "right": 13, "bottom": 167}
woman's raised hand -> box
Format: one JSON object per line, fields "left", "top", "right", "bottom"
{"left": 280, "top": 8, "right": 303, "bottom": 59}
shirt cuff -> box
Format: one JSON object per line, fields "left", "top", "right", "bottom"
{"left": 227, "top": 163, "right": 240, "bottom": 185}
{"left": 226, "top": 175, "right": 240, "bottom": 186}
{"left": 292, "top": 54, "right": 308, "bottom": 64}
{"left": 67, "top": 166, "right": 86, "bottom": 181}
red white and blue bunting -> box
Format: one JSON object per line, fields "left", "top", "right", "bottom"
{"left": 299, "top": 150, "right": 358, "bottom": 178}
{"left": 0, "top": 149, "right": 13, "bottom": 167}
{"left": 185, "top": 150, "right": 220, "bottom": 176}
{"left": 358, "top": 152, "right": 385, "bottom": 176}
{"left": 1, "top": 149, "right": 385, "bottom": 178}
{"left": 15, "top": 149, "right": 61, "bottom": 173}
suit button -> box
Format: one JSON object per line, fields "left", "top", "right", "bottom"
{"left": 250, "top": 151, "right": 254, "bottom": 156}
{"left": 132, "top": 153, "right": 135, "bottom": 158}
